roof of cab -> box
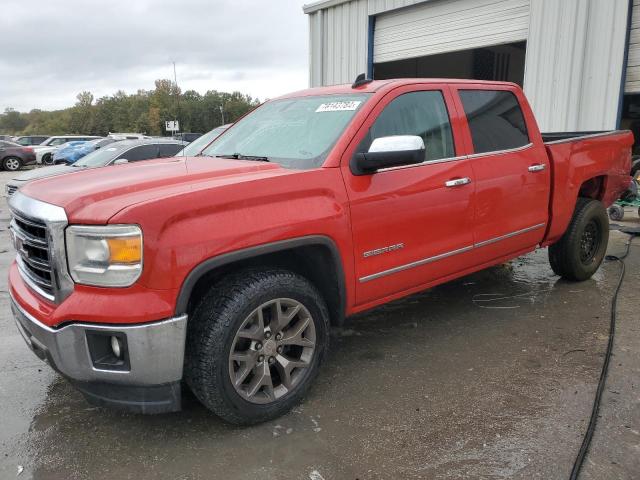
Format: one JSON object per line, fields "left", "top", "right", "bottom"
{"left": 276, "top": 78, "right": 520, "bottom": 100}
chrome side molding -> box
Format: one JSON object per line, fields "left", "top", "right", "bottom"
{"left": 359, "top": 223, "right": 546, "bottom": 283}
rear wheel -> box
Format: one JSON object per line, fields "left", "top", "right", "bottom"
{"left": 608, "top": 204, "right": 625, "bottom": 221}
{"left": 549, "top": 198, "right": 609, "bottom": 281}
{"left": 185, "top": 269, "right": 329, "bottom": 425}
{"left": 2, "top": 156, "right": 22, "bottom": 171}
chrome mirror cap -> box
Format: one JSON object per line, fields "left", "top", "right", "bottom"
{"left": 368, "top": 135, "right": 425, "bottom": 153}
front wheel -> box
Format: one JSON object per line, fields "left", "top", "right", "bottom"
{"left": 185, "top": 269, "right": 329, "bottom": 425}
{"left": 549, "top": 198, "right": 609, "bottom": 281}
{"left": 42, "top": 153, "right": 54, "bottom": 165}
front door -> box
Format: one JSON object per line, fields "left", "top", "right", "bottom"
{"left": 341, "top": 85, "right": 476, "bottom": 307}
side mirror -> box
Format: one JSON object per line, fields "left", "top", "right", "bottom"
{"left": 113, "top": 158, "right": 129, "bottom": 165}
{"left": 350, "top": 135, "right": 425, "bottom": 175}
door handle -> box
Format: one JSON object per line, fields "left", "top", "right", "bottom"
{"left": 445, "top": 177, "right": 471, "bottom": 187}
{"left": 528, "top": 164, "right": 546, "bottom": 172}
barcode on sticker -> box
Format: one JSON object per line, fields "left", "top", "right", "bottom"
{"left": 315, "top": 101, "right": 361, "bottom": 112}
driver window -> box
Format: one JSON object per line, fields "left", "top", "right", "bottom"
{"left": 358, "top": 91, "right": 455, "bottom": 162}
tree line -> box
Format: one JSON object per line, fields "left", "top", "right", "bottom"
{"left": 0, "top": 79, "right": 260, "bottom": 136}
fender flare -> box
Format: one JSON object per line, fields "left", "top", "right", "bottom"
{"left": 174, "top": 235, "right": 347, "bottom": 320}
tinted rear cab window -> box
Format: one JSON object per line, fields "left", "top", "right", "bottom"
{"left": 459, "top": 90, "right": 529, "bottom": 154}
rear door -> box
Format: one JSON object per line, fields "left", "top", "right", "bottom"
{"left": 117, "top": 144, "right": 160, "bottom": 162}
{"left": 158, "top": 143, "right": 183, "bottom": 157}
{"left": 342, "top": 84, "right": 477, "bottom": 306}
{"left": 451, "top": 86, "right": 550, "bottom": 261}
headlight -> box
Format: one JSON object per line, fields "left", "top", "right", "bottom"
{"left": 66, "top": 225, "right": 143, "bottom": 287}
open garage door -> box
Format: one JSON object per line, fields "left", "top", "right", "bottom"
{"left": 373, "top": 0, "right": 530, "bottom": 64}
{"left": 374, "top": 41, "right": 527, "bottom": 86}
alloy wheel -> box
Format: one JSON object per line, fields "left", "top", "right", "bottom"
{"left": 5, "top": 158, "right": 20, "bottom": 171}
{"left": 228, "top": 298, "right": 316, "bottom": 404}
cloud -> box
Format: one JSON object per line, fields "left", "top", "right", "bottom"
{"left": 0, "top": 0, "right": 309, "bottom": 111}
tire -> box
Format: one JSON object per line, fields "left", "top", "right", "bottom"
{"left": 184, "top": 268, "right": 330, "bottom": 425}
{"left": 549, "top": 198, "right": 609, "bottom": 281}
{"left": 2, "top": 156, "right": 23, "bottom": 171}
{"left": 608, "top": 205, "right": 625, "bottom": 221}
{"left": 631, "top": 157, "right": 640, "bottom": 177}
{"left": 42, "top": 153, "right": 53, "bottom": 165}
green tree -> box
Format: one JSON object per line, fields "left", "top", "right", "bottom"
{"left": 0, "top": 80, "right": 260, "bottom": 137}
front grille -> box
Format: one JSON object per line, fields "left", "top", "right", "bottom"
{"left": 10, "top": 212, "right": 54, "bottom": 299}
{"left": 6, "top": 185, "right": 18, "bottom": 196}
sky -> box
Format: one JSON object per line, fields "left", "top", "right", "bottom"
{"left": 0, "top": 0, "right": 311, "bottom": 112}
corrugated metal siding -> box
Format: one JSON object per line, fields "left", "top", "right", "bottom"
{"left": 373, "top": 0, "right": 529, "bottom": 64}
{"left": 368, "top": 0, "right": 427, "bottom": 15}
{"left": 524, "top": 0, "right": 629, "bottom": 131}
{"left": 307, "top": 0, "right": 369, "bottom": 86}
{"left": 625, "top": 0, "right": 640, "bottom": 92}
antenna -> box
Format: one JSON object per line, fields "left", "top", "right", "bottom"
{"left": 352, "top": 73, "right": 373, "bottom": 88}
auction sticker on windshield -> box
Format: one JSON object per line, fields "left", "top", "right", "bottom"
{"left": 315, "top": 101, "right": 361, "bottom": 112}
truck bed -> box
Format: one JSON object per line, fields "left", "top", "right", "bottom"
{"left": 542, "top": 131, "right": 614, "bottom": 143}
{"left": 542, "top": 129, "right": 633, "bottom": 246}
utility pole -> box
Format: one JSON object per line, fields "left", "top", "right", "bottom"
{"left": 219, "top": 104, "right": 225, "bottom": 125}
{"left": 173, "top": 61, "right": 180, "bottom": 136}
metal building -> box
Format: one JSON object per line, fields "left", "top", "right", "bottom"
{"left": 304, "top": 0, "right": 640, "bottom": 136}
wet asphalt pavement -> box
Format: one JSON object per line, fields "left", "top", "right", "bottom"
{"left": 0, "top": 170, "right": 638, "bottom": 479}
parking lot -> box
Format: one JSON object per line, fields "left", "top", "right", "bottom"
{"left": 0, "top": 169, "right": 638, "bottom": 480}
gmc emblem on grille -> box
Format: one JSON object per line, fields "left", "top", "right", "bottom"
{"left": 9, "top": 229, "right": 29, "bottom": 259}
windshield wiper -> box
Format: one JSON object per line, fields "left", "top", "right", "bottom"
{"left": 217, "top": 153, "right": 270, "bottom": 162}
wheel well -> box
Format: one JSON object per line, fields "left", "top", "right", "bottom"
{"left": 181, "top": 242, "right": 345, "bottom": 326}
{"left": 578, "top": 176, "right": 606, "bottom": 201}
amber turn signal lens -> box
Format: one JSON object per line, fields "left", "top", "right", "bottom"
{"left": 107, "top": 237, "right": 142, "bottom": 263}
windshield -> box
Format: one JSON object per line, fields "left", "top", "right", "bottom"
{"left": 176, "top": 126, "right": 226, "bottom": 157}
{"left": 73, "top": 145, "right": 123, "bottom": 167}
{"left": 202, "top": 93, "right": 370, "bottom": 169}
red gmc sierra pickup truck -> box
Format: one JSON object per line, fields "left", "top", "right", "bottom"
{"left": 8, "top": 78, "right": 632, "bottom": 424}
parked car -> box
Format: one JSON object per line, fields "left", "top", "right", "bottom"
{"left": 52, "top": 138, "right": 117, "bottom": 164}
{"left": 174, "top": 124, "right": 231, "bottom": 157}
{"left": 173, "top": 132, "right": 203, "bottom": 143}
{"left": 50, "top": 141, "right": 92, "bottom": 164}
{"left": 0, "top": 140, "right": 36, "bottom": 171}
{"left": 108, "top": 132, "right": 149, "bottom": 140}
{"left": 6, "top": 138, "right": 186, "bottom": 195}
{"left": 7, "top": 79, "right": 632, "bottom": 424}
{"left": 14, "top": 135, "right": 50, "bottom": 146}
{"left": 0, "top": 135, "right": 17, "bottom": 142}
{"left": 34, "top": 135, "right": 102, "bottom": 165}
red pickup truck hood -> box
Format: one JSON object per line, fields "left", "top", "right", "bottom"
{"left": 20, "top": 156, "right": 286, "bottom": 223}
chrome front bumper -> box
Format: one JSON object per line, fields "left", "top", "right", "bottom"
{"left": 11, "top": 293, "right": 188, "bottom": 412}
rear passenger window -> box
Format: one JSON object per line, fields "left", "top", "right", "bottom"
{"left": 459, "top": 90, "right": 529, "bottom": 154}
{"left": 358, "top": 91, "right": 455, "bottom": 162}
{"left": 158, "top": 143, "right": 182, "bottom": 157}
{"left": 119, "top": 145, "right": 159, "bottom": 161}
